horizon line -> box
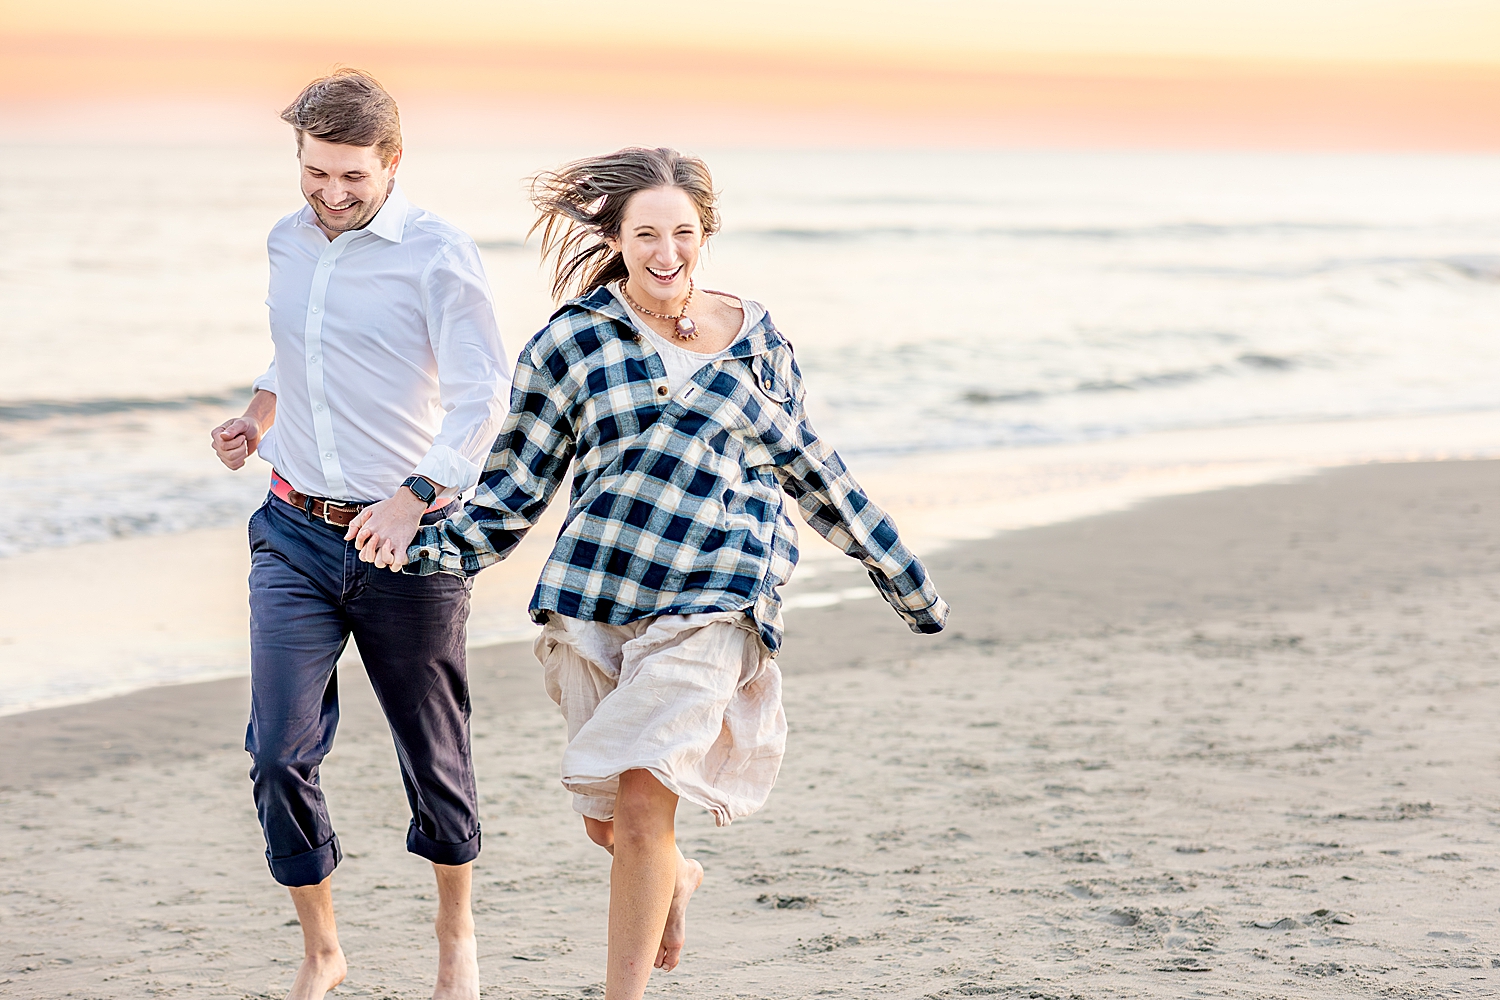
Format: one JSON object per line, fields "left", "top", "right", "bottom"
{"left": 3, "top": 33, "right": 1497, "bottom": 152}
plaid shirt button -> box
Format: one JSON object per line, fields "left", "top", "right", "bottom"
{"left": 657, "top": 385, "right": 668, "bottom": 396}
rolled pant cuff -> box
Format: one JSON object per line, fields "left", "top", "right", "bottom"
{"left": 407, "top": 821, "right": 481, "bottom": 866}
{"left": 268, "top": 834, "right": 342, "bottom": 887}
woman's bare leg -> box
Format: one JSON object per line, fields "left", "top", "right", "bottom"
{"left": 585, "top": 815, "right": 615, "bottom": 850}
{"left": 286, "top": 877, "right": 347, "bottom": 1000}
{"left": 584, "top": 813, "right": 704, "bottom": 973}
{"left": 605, "top": 770, "right": 681, "bottom": 999}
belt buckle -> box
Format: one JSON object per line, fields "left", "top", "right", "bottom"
{"left": 321, "top": 500, "right": 362, "bottom": 526}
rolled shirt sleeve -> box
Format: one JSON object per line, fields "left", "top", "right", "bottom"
{"left": 251, "top": 358, "right": 278, "bottom": 395}
{"left": 411, "top": 241, "right": 510, "bottom": 494}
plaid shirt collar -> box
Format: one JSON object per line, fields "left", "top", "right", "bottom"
{"left": 565, "top": 285, "right": 785, "bottom": 360}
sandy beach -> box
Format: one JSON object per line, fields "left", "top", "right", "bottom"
{"left": 5, "top": 458, "right": 1500, "bottom": 998}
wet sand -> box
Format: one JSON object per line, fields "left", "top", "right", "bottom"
{"left": 10, "top": 406, "right": 1500, "bottom": 718}
{"left": 4, "top": 459, "right": 1500, "bottom": 998}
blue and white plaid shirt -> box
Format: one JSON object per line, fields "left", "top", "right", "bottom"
{"left": 407, "top": 285, "right": 948, "bottom": 653}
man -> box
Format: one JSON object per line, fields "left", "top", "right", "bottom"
{"left": 210, "top": 69, "right": 507, "bottom": 1000}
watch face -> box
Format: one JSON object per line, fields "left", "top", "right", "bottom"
{"left": 406, "top": 477, "right": 436, "bottom": 503}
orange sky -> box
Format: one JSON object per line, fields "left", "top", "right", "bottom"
{"left": 2, "top": 1, "right": 1498, "bottom": 149}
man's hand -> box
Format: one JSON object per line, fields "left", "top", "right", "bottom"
{"left": 346, "top": 488, "right": 427, "bottom": 571}
{"left": 210, "top": 416, "right": 264, "bottom": 470}
{"left": 210, "top": 390, "right": 276, "bottom": 471}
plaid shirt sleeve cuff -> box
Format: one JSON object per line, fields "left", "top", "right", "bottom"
{"left": 899, "top": 596, "right": 949, "bottom": 634}
{"left": 404, "top": 521, "right": 489, "bottom": 578}
{"left": 405, "top": 507, "right": 530, "bottom": 578}
{"left": 405, "top": 523, "right": 459, "bottom": 577}
{"left": 863, "top": 565, "right": 948, "bottom": 635}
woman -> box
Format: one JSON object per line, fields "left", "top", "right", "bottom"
{"left": 363, "top": 147, "right": 947, "bottom": 998}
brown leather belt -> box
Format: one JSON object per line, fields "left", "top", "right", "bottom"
{"left": 270, "top": 470, "right": 369, "bottom": 527}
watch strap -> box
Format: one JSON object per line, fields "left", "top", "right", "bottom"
{"left": 402, "top": 475, "right": 438, "bottom": 504}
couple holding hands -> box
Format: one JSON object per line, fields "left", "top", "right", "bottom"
{"left": 211, "top": 69, "right": 947, "bottom": 1000}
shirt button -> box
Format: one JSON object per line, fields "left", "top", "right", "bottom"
{"left": 657, "top": 386, "right": 668, "bottom": 397}
{"left": 311, "top": 306, "right": 320, "bottom": 314}
{"left": 324, "top": 452, "right": 333, "bottom": 458}
{"left": 315, "top": 403, "right": 324, "bottom": 412}
{"left": 321, "top": 261, "right": 330, "bottom": 268}
{"left": 310, "top": 355, "right": 319, "bottom": 363}
{"left": 763, "top": 378, "right": 774, "bottom": 389}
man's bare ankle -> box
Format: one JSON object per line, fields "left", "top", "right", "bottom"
{"left": 435, "top": 920, "right": 475, "bottom": 942}
{"left": 288, "top": 947, "right": 347, "bottom": 1000}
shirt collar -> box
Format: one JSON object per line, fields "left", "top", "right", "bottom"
{"left": 292, "top": 182, "right": 409, "bottom": 243}
{"left": 362, "top": 182, "right": 409, "bottom": 243}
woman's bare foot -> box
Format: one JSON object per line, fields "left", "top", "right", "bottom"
{"left": 432, "top": 930, "right": 480, "bottom": 1000}
{"left": 654, "top": 852, "right": 704, "bottom": 971}
{"left": 287, "top": 947, "right": 347, "bottom": 1000}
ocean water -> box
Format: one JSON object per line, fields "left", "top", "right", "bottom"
{"left": 1, "top": 145, "right": 1498, "bottom": 559}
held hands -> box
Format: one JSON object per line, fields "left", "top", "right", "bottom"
{"left": 210, "top": 416, "right": 263, "bottom": 470}
{"left": 345, "top": 489, "right": 426, "bottom": 571}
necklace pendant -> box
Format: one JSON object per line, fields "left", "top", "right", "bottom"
{"left": 674, "top": 315, "right": 698, "bottom": 339}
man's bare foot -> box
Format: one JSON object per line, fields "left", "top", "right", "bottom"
{"left": 287, "top": 948, "right": 347, "bottom": 1000}
{"left": 655, "top": 852, "right": 704, "bottom": 971}
{"left": 433, "top": 931, "right": 480, "bottom": 1000}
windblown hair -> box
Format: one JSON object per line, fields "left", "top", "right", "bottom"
{"left": 280, "top": 68, "right": 402, "bottom": 165}
{"left": 529, "top": 148, "right": 720, "bottom": 301}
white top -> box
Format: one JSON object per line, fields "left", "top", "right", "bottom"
{"left": 611, "top": 283, "right": 761, "bottom": 397}
{"left": 253, "top": 184, "right": 509, "bottom": 502}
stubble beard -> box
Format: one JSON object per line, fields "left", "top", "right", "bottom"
{"left": 309, "top": 194, "right": 382, "bottom": 234}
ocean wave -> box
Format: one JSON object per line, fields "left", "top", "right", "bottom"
{"left": 728, "top": 221, "right": 1377, "bottom": 244}
{"left": 1136, "top": 254, "right": 1500, "bottom": 282}
{"left": 1445, "top": 255, "right": 1500, "bottom": 281}
{"left": 958, "top": 354, "right": 1297, "bottom": 406}
{"left": 473, "top": 238, "right": 530, "bottom": 251}
{"left": 0, "top": 388, "right": 251, "bottom": 423}
{"left": 0, "top": 474, "right": 266, "bottom": 559}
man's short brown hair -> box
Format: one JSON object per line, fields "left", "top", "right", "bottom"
{"left": 281, "top": 68, "right": 402, "bottom": 165}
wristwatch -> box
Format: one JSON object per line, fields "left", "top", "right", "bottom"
{"left": 402, "top": 475, "right": 438, "bottom": 505}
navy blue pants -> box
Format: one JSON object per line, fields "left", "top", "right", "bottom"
{"left": 245, "top": 494, "right": 480, "bottom": 887}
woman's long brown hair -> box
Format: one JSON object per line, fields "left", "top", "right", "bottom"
{"left": 529, "top": 147, "right": 720, "bottom": 302}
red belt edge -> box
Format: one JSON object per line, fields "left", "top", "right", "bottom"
{"left": 270, "top": 469, "right": 451, "bottom": 514}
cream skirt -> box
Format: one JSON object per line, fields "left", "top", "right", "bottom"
{"left": 535, "top": 611, "right": 786, "bottom": 827}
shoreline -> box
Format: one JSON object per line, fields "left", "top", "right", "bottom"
{"left": 6, "top": 407, "right": 1500, "bottom": 717}
{"left": 5, "top": 454, "right": 1498, "bottom": 783}
{"left": 6, "top": 458, "right": 1500, "bottom": 996}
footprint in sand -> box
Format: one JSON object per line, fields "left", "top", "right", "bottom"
{"left": 1253, "top": 917, "right": 1305, "bottom": 930}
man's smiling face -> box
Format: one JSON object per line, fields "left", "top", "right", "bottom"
{"left": 297, "top": 134, "right": 401, "bottom": 238}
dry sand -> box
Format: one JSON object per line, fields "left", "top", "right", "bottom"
{"left": 4, "top": 459, "right": 1500, "bottom": 998}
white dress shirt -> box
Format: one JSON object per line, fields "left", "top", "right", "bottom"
{"left": 253, "top": 184, "right": 508, "bottom": 503}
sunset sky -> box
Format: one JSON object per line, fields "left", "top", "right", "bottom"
{"left": 2, "top": 0, "right": 1497, "bottom": 148}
